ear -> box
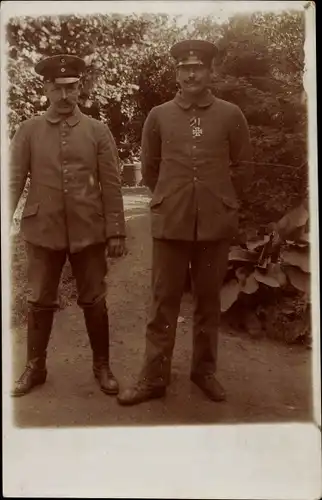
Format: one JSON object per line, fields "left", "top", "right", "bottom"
{"left": 43, "top": 81, "right": 50, "bottom": 97}
{"left": 210, "top": 66, "right": 217, "bottom": 83}
{"left": 210, "top": 59, "right": 217, "bottom": 79}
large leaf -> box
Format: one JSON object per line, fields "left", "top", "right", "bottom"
{"left": 254, "top": 268, "right": 281, "bottom": 287}
{"left": 240, "top": 273, "right": 259, "bottom": 294}
{"left": 286, "top": 240, "right": 309, "bottom": 249}
{"left": 285, "top": 266, "right": 310, "bottom": 294}
{"left": 267, "top": 262, "right": 287, "bottom": 286}
{"left": 228, "top": 247, "right": 258, "bottom": 263}
{"left": 276, "top": 203, "right": 309, "bottom": 236}
{"left": 289, "top": 204, "right": 309, "bottom": 227}
{"left": 220, "top": 279, "right": 240, "bottom": 312}
{"left": 281, "top": 249, "right": 310, "bottom": 273}
{"left": 246, "top": 235, "right": 270, "bottom": 251}
{"left": 299, "top": 232, "right": 310, "bottom": 244}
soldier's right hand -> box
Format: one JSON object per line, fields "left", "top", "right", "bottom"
{"left": 106, "top": 237, "right": 128, "bottom": 258}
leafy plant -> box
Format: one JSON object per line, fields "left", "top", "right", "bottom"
{"left": 219, "top": 201, "right": 310, "bottom": 344}
{"left": 220, "top": 231, "right": 310, "bottom": 313}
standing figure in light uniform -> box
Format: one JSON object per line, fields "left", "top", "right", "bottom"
{"left": 10, "top": 54, "right": 126, "bottom": 397}
{"left": 118, "top": 40, "right": 252, "bottom": 406}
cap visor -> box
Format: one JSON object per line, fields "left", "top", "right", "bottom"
{"left": 54, "top": 77, "right": 80, "bottom": 84}
{"left": 177, "top": 61, "right": 205, "bottom": 67}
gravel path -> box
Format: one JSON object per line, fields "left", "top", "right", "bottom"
{"left": 12, "top": 191, "right": 312, "bottom": 427}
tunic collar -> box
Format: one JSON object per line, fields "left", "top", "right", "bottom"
{"left": 174, "top": 89, "right": 215, "bottom": 109}
{"left": 44, "top": 104, "right": 82, "bottom": 126}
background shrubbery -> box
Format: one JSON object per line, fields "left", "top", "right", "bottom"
{"left": 7, "top": 10, "right": 308, "bottom": 227}
{"left": 7, "top": 11, "right": 310, "bottom": 342}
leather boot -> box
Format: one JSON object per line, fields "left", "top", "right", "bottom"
{"left": 12, "top": 307, "right": 54, "bottom": 397}
{"left": 83, "top": 299, "right": 119, "bottom": 395}
{"left": 190, "top": 372, "right": 226, "bottom": 402}
{"left": 117, "top": 380, "right": 166, "bottom": 406}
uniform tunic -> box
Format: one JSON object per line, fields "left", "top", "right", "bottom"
{"left": 10, "top": 105, "right": 126, "bottom": 253}
{"left": 142, "top": 90, "right": 252, "bottom": 241}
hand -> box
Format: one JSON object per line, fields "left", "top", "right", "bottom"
{"left": 106, "top": 237, "right": 127, "bottom": 258}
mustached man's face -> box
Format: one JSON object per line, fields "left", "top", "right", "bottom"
{"left": 44, "top": 81, "right": 80, "bottom": 114}
{"left": 176, "top": 64, "right": 212, "bottom": 96}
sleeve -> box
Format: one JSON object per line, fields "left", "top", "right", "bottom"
{"left": 228, "top": 106, "right": 253, "bottom": 199}
{"left": 9, "top": 121, "right": 31, "bottom": 221}
{"left": 96, "top": 123, "right": 126, "bottom": 239}
{"left": 141, "top": 107, "right": 161, "bottom": 193}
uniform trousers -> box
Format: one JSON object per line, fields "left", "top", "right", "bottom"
{"left": 140, "top": 238, "right": 230, "bottom": 388}
{"left": 26, "top": 242, "right": 107, "bottom": 311}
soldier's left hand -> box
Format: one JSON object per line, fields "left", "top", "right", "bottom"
{"left": 107, "top": 237, "right": 127, "bottom": 258}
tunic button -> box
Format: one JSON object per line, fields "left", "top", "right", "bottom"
{"left": 64, "top": 169, "right": 68, "bottom": 173}
{"left": 194, "top": 177, "right": 197, "bottom": 181}
{"left": 64, "top": 189, "right": 68, "bottom": 193}
{"left": 62, "top": 141, "right": 67, "bottom": 145}
{"left": 64, "top": 179, "right": 68, "bottom": 183}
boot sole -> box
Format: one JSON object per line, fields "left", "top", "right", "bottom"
{"left": 94, "top": 372, "right": 119, "bottom": 396}
{"left": 100, "top": 387, "right": 119, "bottom": 396}
{"left": 117, "top": 390, "right": 166, "bottom": 406}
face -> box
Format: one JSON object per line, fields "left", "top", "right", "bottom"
{"left": 176, "top": 64, "right": 212, "bottom": 96}
{"left": 44, "top": 81, "right": 80, "bottom": 114}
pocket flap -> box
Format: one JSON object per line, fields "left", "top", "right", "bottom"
{"left": 221, "top": 197, "right": 239, "bottom": 210}
{"left": 22, "top": 203, "right": 39, "bottom": 218}
{"left": 150, "top": 194, "right": 165, "bottom": 208}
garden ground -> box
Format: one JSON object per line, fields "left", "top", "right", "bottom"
{"left": 11, "top": 189, "right": 312, "bottom": 427}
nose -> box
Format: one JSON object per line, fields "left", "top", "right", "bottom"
{"left": 61, "top": 87, "right": 67, "bottom": 99}
{"left": 188, "top": 68, "right": 196, "bottom": 77}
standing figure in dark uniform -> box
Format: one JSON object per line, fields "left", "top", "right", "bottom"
{"left": 118, "top": 40, "right": 252, "bottom": 406}
{"left": 10, "top": 54, "right": 126, "bottom": 397}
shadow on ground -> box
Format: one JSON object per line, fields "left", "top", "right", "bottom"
{"left": 11, "top": 190, "right": 312, "bottom": 427}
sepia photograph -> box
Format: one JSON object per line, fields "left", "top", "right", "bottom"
{"left": 1, "top": 0, "right": 320, "bottom": 498}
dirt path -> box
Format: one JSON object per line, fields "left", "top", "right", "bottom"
{"left": 12, "top": 190, "right": 312, "bottom": 427}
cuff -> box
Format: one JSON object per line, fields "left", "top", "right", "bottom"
{"left": 105, "top": 213, "right": 126, "bottom": 239}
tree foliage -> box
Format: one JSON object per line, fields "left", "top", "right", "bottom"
{"left": 6, "top": 10, "right": 307, "bottom": 225}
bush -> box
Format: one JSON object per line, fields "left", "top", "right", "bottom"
{"left": 6, "top": 11, "right": 307, "bottom": 227}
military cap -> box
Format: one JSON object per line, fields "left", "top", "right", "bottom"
{"left": 170, "top": 39, "right": 218, "bottom": 67}
{"left": 35, "top": 54, "right": 86, "bottom": 84}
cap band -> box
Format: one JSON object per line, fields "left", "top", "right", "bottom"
{"left": 177, "top": 54, "right": 206, "bottom": 67}
{"left": 54, "top": 77, "right": 80, "bottom": 84}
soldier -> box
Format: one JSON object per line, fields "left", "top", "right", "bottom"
{"left": 117, "top": 40, "right": 252, "bottom": 406}
{"left": 10, "top": 54, "right": 126, "bottom": 397}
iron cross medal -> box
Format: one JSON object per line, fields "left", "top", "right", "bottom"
{"left": 190, "top": 117, "right": 203, "bottom": 138}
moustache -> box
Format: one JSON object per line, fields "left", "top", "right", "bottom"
{"left": 58, "top": 100, "right": 73, "bottom": 106}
